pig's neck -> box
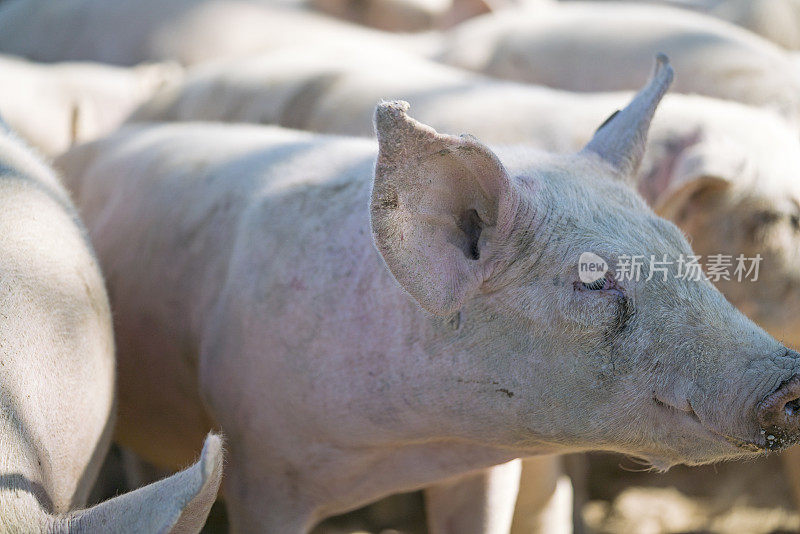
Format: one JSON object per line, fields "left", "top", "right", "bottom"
{"left": 308, "top": 439, "right": 527, "bottom": 523}
{"left": 294, "top": 295, "right": 570, "bottom": 523}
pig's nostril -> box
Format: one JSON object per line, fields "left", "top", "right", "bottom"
{"left": 785, "top": 398, "right": 800, "bottom": 417}
{"left": 758, "top": 375, "right": 800, "bottom": 450}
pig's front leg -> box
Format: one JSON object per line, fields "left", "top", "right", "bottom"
{"left": 424, "top": 459, "right": 521, "bottom": 534}
{"left": 424, "top": 456, "right": 572, "bottom": 534}
{"left": 222, "top": 444, "right": 317, "bottom": 533}
{"left": 511, "top": 456, "right": 572, "bottom": 534}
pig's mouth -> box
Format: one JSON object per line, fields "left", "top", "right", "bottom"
{"left": 715, "top": 433, "right": 766, "bottom": 453}
{"left": 653, "top": 396, "right": 767, "bottom": 454}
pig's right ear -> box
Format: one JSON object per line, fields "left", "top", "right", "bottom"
{"left": 371, "top": 101, "right": 515, "bottom": 316}
{"left": 583, "top": 54, "right": 674, "bottom": 184}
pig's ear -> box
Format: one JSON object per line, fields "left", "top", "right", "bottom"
{"left": 58, "top": 433, "right": 224, "bottom": 533}
{"left": 583, "top": 54, "right": 674, "bottom": 183}
{"left": 652, "top": 141, "right": 737, "bottom": 219}
{"left": 371, "top": 101, "right": 515, "bottom": 316}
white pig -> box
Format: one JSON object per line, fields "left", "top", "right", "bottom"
{"left": 0, "top": 120, "right": 223, "bottom": 531}
{"left": 131, "top": 47, "right": 800, "bottom": 531}
{"left": 693, "top": 0, "right": 800, "bottom": 49}
{"left": 0, "top": 0, "right": 431, "bottom": 66}
{"left": 582, "top": 0, "right": 800, "bottom": 50}
{"left": 438, "top": 1, "right": 800, "bottom": 120}
{"left": 0, "top": 54, "right": 180, "bottom": 157}
{"left": 58, "top": 58, "right": 800, "bottom": 533}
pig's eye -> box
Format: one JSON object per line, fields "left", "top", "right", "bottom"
{"left": 582, "top": 279, "right": 606, "bottom": 290}
{"left": 573, "top": 274, "right": 626, "bottom": 299}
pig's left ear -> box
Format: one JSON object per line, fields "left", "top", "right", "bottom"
{"left": 582, "top": 54, "right": 674, "bottom": 184}
{"left": 371, "top": 101, "right": 515, "bottom": 316}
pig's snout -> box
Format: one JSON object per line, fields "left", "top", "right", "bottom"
{"left": 758, "top": 375, "right": 800, "bottom": 450}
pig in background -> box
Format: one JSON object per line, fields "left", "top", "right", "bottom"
{"left": 317, "top": 0, "right": 800, "bottom": 51}
{"left": 437, "top": 1, "right": 800, "bottom": 121}
{"left": 0, "top": 119, "right": 223, "bottom": 532}
{"left": 573, "top": 0, "right": 800, "bottom": 51}
{"left": 3, "top": 0, "right": 800, "bottom": 125}
{"left": 685, "top": 0, "right": 800, "bottom": 49}
{"left": 0, "top": 54, "right": 181, "bottom": 157}
{"left": 0, "top": 0, "right": 434, "bottom": 66}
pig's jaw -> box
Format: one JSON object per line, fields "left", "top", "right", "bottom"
{"left": 648, "top": 393, "right": 768, "bottom": 466}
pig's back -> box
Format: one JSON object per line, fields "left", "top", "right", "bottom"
{"left": 0, "top": 0, "right": 419, "bottom": 66}
{"left": 56, "top": 122, "right": 380, "bottom": 468}
{"left": 0, "top": 54, "right": 180, "bottom": 156}
{"left": 440, "top": 2, "right": 800, "bottom": 119}
{"left": 0, "top": 130, "right": 114, "bottom": 513}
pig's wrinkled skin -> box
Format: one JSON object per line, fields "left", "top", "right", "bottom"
{"left": 0, "top": 54, "right": 180, "bottom": 157}
{"left": 59, "top": 58, "right": 800, "bottom": 532}
{"left": 437, "top": 1, "right": 800, "bottom": 120}
{"left": 0, "top": 123, "right": 223, "bottom": 531}
{"left": 0, "top": 0, "right": 432, "bottom": 66}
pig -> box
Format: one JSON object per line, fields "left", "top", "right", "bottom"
{"left": 580, "top": 0, "right": 800, "bottom": 50}
{"left": 57, "top": 56, "right": 800, "bottom": 533}
{"left": 131, "top": 47, "right": 800, "bottom": 531}
{"left": 0, "top": 53, "right": 180, "bottom": 157}
{"left": 699, "top": 0, "right": 800, "bottom": 50}
{"left": 0, "top": 120, "right": 223, "bottom": 531}
{"left": 437, "top": 1, "right": 800, "bottom": 120}
{"left": 0, "top": 0, "right": 431, "bottom": 67}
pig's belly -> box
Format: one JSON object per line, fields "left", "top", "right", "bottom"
{"left": 113, "top": 311, "right": 214, "bottom": 471}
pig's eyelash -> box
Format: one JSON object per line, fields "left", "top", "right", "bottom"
{"left": 582, "top": 279, "right": 605, "bottom": 290}
{"left": 574, "top": 274, "right": 618, "bottom": 292}
{"left": 573, "top": 275, "right": 627, "bottom": 302}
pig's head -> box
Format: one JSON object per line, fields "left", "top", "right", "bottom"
{"left": 370, "top": 56, "right": 800, "bottom": 468}
{"left": 647, "top": 110, "right": 800, "bottom": 350}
